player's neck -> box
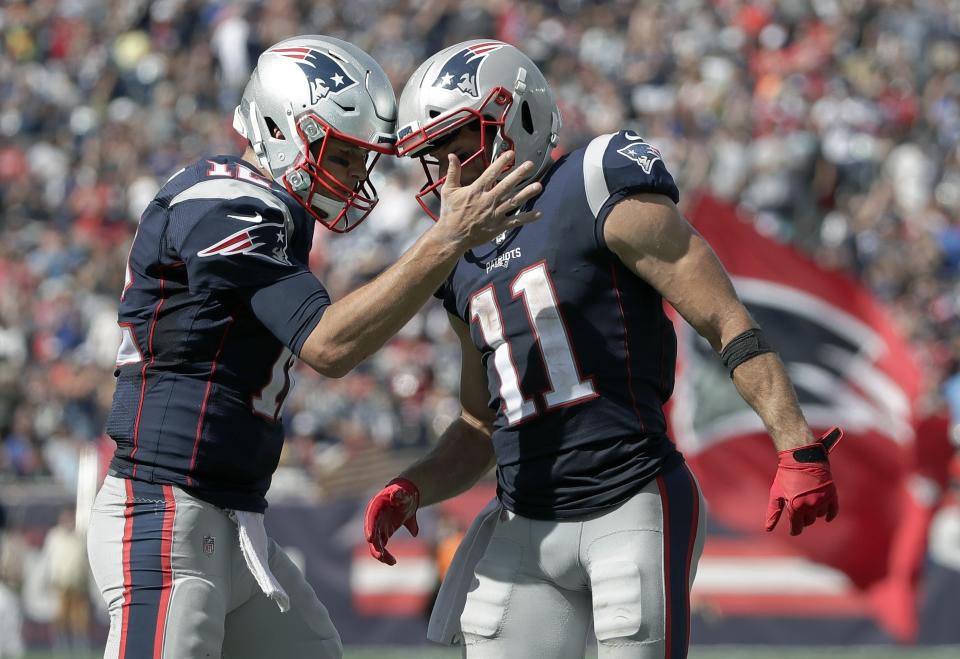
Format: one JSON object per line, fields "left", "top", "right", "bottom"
{"left": 240, "top": 147, "right": 272, "bottom": 180}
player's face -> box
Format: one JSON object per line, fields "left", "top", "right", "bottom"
{"left": 310, "top": 136, "right": 369, "bottom": 200}
{"left": 426, "top": 122, "right": 489, "bottom": 186}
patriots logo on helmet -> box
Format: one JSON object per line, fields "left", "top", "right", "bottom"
{"left": 269, "top": 47, "right": 358, "bottom": 105}
{"left": 432, "top": 42, "right": 503, "bottom": 98}
{"left": 617, "top": 141, "right": 663, "bottom": 175}
{"left": 198, "top": 222, "right": 291, "bottom": 266}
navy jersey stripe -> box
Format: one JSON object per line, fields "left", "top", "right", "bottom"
{"left": 657, "top": 464, "right": 701, "bottom": 659}
{"left": 153, "top": 485, "right": 176, "bottom": 656}
{"left": 118, "top": 480, "right": 176, "bottom": 659}
{"left": 131, "top": 271, "right": 168, "bottom": 479}
{"left": 187, "top": 312, "right": 238, "bottom": 486}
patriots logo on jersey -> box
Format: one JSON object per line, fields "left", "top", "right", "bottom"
{"left": 197, "top": 222, "right": 291, "bottom": 266}
{"left": 432, "top": 42, "right": 503, "bottom": 98}
{"left": 269, "top": 47, "right": 358, "bottom": 105}
{"left": 617, "top": 141, "right": 663, "bottom": 175}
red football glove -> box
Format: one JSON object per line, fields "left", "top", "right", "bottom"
{"left": 364, "top": 477, "right": 420, "bottom": 565}
{"left": 765, "top": 427, "right": 843, "bottom": 536}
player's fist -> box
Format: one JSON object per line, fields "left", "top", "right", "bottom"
{"left": 765, "top": 427, "right": 843, "bottom": 536}
{"left": 364, "top": 477, "right": 420, "bottom": 565}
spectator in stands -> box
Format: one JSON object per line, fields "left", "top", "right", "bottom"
{"left": 0, "top": 502, "right": 24, "bottom": 658}
{"left": 0, "top": 0, "right": 957, "bottom": 490}
{"left": 40, "top": 508, "right": 90, "bottom": 654}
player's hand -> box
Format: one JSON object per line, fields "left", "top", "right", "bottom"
{"left": 434, "top": 150, "right": 543, "bottom": 249}
{"left": 765, "top": 427, "right": 842, "bottom": 536}
{"left": 364, "top": 477, "right": 420, "bottom": 566}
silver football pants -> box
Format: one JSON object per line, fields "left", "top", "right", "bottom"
{"left": 457, "top": 464, "right": 706, "bottom": 659}
{"left": 87, "top": 475, "right": 342, "bottom": 659}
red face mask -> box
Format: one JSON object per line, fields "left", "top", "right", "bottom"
{"left": 283, "top": 112, "right": 396, "bottom": 232}
{"left": 396, "top": 86, "right": 515, "bottom": 221}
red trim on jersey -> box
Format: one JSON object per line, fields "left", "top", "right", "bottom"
{"left": 610, "top": 263, "right": 646, "bottom": 431}
{"left": 131, "top": 271, "right": 167, "bottom": 477}
{"left": 657, "top": 474, "right": 673, "bottom": 659}
{"left": 681, "top": 467, "right": 700, "bottom": 652}
{"left": 509, "top": 260, "right": 598, "bottom": 412}
{"left": 187, "top": 314, "right": 237, "bottom": 485}
{"left": 118, "top": 478, "right": 135, "bottom": 658}
{"left": 152, "top": 485, "right": 176, "bottom": 659}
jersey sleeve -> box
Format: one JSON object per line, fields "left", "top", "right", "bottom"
{"left": 581, "top": 130, "right": 680, "bottom": 248}
{"left": 169, "top": 186, "right": 305, "bottom": 294}
{"left": 248, "top": 271, "right": 330, "bottom": 355}
{"left": 434, "top": 270, "right": 463, "bottom": 320}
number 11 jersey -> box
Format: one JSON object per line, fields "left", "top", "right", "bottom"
{"left": 437, "top": 131, "right": 685, "bottom": 520}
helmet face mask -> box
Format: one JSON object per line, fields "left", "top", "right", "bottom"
{"left": 234, "top": 36, "right": 397, "bottom": 232}
{"left": 396, "top": 40, "right": 560, "bottom": 221}
{"left": 284, "top": 112, "right": 385, "bottom": 233}
{"left": 404, "top": 86, "right": 516, "bottom": 220}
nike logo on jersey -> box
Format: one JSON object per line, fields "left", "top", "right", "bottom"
{"left": 227, "top": 212, "right": 263, "bottom": 223}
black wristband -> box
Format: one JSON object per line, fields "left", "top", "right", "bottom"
{"left": 720, "top": 328, "right": 774, "bottom": 378}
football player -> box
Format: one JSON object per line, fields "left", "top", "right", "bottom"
{"left": 86, "top": 35, "right": 542, "bottom": 659}
{"left": 365, "top": 40, "right": 843, "bottom": 659}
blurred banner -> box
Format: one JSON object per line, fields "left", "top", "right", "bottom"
{"left": 7, "top": 481, "right": 960, "bottom": 649}
{"left": 669, "top": 195, "right": 955, "bottom": 643}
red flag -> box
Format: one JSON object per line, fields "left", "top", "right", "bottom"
{"left": 671, "top": 195, "right": 944, "bottom": 641}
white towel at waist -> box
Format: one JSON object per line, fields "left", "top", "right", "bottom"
{"left": 427, "top": 497, "right": 500, "bottom": 645}
{"left": 230, "top": 510, "right": 291, "bottom": 613}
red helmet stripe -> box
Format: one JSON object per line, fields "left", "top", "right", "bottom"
{"left": 268, "top": 47, "right": 311, "bottom": 60}
{"left": 468, "top": 43, "right": 502, "bottom": 54}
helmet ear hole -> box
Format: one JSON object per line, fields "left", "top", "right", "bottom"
{"left": 521, "top": 101, "right": 534, "bottom": 135}
{"left": 428, "top": 109, "right": 442, "bottom": 118}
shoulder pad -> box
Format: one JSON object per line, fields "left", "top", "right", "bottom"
{"left": 582, "top": 130, "right": 680, "bottom": 217}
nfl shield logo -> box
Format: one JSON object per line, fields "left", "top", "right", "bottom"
{"left": 202, "top": 535, "right": 215, "bottom": 556}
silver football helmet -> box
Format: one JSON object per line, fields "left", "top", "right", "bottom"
{"left": 233, "top": 35, "right": 397, "bottom": 232}
{"left": 395, "top": 40, "right": 561, "bottom": 218}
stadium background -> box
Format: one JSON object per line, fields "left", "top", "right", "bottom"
{"left": 1, "top": 0, "right": 959, "bottom": 656}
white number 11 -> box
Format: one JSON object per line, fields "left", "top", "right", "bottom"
{"left": 470, "top": 261, "right": 596, "bottom": 425}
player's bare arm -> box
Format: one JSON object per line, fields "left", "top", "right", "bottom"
{"left": 603, "top": 192, "right": 814, "bottom": 450}
{"left": 364, "top": 314, "right": 495, "bottom": 565}
{"left": 300, "top": 151, "right": 542, "bottom": 377}
{"left": 398, "top": 314, "right": 496, "bottom": 506}
{"left": 605, "top": 192, "right": 840, "bottom": 536}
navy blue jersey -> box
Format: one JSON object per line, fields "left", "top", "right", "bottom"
{"left": 106, "top": 156, "right": 330, "bottom": 512}
{"left": 438, "top": 131, "right": 685, "bottom": 519}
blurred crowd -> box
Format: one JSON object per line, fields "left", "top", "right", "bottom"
{"left": 1, "top": 0, "right": 960, "bottom": 491}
